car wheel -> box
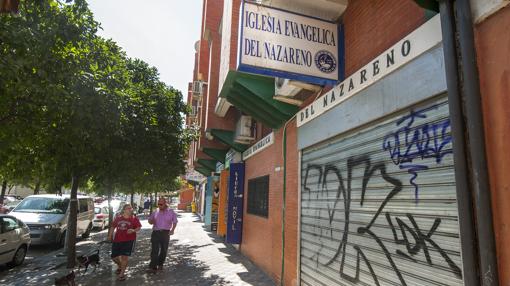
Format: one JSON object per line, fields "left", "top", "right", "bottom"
{"left": 8, "top": 245, "right": 27, "bottom": 267}
{"left": 81, "top": 223, "right": 92, "bottom": 239}
{"left": 101, "top": 221, "right": 106, "bottom": 230}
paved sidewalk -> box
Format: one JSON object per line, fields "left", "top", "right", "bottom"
{"left": 0, "top": 211, "right": 275, "bottom": 286}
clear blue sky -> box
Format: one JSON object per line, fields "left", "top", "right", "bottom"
{"left": 87, "top": 0, "right": 203, "bottom": 102}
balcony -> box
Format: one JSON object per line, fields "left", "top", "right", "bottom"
{"left": 192, "top": 81, "right": 204, "bottom": 100}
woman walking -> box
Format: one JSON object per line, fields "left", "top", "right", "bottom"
{"left": 108, "top": 204, "right": 141, "bottom": 281}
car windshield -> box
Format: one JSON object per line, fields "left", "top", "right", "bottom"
{"left": 14, "top": 197, "right": 69, "bottom": 214}
{"left": 94, "top": 207, "right": 101, "bottom": 214}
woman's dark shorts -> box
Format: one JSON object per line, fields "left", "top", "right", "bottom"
{"left": 111, "top": 240, "right": 135, "bottom": 258}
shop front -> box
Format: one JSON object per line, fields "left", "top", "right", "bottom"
{"left": 297, "top": 15, "right": 470, "bottom": 285}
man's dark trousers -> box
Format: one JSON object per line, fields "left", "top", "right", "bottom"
{"left": 149, "top": 230, "right": 170, "bottom": 269}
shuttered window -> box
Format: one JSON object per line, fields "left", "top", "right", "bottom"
{"left": 247, "top": 175, "right": 269, "bottom": 217}
{"left": 300, "top": 96, "right": 464, "bottom": 286}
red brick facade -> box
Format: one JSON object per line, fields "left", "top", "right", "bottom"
{"left": 242, "top": 120, "right": 298, "bottom": 285}
{"left": 185, "top": 0, "right": 510, "bottom": 284}
{"left": 239, "top": 1, "right": 427, "bottom": 284}
{"left": 343, "top": 0, "right": 425, "bottom": 76}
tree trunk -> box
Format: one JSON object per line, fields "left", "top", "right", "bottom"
{"left": 130, "top": 191, "right": 134, "bottom": 205}
{"left": 107, "top": 188, "right": 113, "bottom": 239}
{"left": 149, "top": 193, "right": 153, "bottom": 215}
{"left": 33, "top": 181, "right": 41, "bottom": 195}
{"left": 66, "top": 175, "right": 80, "bottom": 269}
{"left": 0, "top": 180, "right": 7, "bottom": 205}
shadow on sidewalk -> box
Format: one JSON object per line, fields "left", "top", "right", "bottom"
{"left": 1, "top": 228, "right": 230, "bottom": 286}
{"left": 203, "top": 230, "right": 275, "bottom": 286}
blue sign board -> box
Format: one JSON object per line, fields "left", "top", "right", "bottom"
{"left": 226, "top": 163, "right": 245, "bottom": 244}
{"left": 204, "top": 176, "right": 213, "bottom": 227}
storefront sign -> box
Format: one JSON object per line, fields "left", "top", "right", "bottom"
{"left": 226, "top": 163, "right": 245, "bottom": 244}
{"left": 185, "top": 170, "right": 206, "bottom": 183}
{"left": 242, "top": 132, "right": 274, "bottom": 160}
{"left": 297, "top": 14, "right": 442, "bottom": 127}
{"left": 238, "top": 1, "right": 343, "bottom": 85}
{"left": 216, "top": 161, "right": 225, "bottom": 173}
{"left": 225, "top": 149, "right": 241, "bottom": 169}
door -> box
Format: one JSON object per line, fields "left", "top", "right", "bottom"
{"left": 300, "top": 95, "right": 464, "bottom": 285}
{"left": 0, "top": 217, "right": 20, "bottom": 264}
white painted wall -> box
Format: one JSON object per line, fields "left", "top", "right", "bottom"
{"left": 219, "top": 0, "right": 233, "bottom": 95}
{"left": 471, "top": 0, "right": 510, "bottom": 23}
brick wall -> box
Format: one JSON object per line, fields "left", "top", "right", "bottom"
{"left": 216, "top": 0, "right": 428, "bottom": 284}
{"left": 343, "top": 0, "right": 425, "bottom": 76}
{"left": 180, "top": 189, "right": 194, "bottom": 203}
{"left": 475, "top": 5, "right": 510, "bottom": 285}
{"left": 229, "top": 0, "right": 241, "bottom": 70}
{"left": 241, "top": 119, "right": 298, "bottom": 286}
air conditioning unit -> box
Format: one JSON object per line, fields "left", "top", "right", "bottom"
{"left": 234, "top": 115, "right": 255, "bottom": 144}
{"left": 192, "top": 81, "right": 203, "bottom": 97}
{"left": 275, "top": 78, "right": 302, "bottom": 97}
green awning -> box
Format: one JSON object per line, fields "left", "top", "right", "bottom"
{"left": 197, "top": 159, "right": 217, "bottom": 173}
{"left": 414, "top": 0, "right": 438, "bottom": 12}
{"left": 209, "top": 129, "right": 249, "bottom": 152}
{"left": 203, "top": 148, "right": 228, "bottom": 164}
{"left": 219, "top": 71, "right": 299, "bottom": 129}
{"left": 195, "top": 167, "right": 210, "bottom": 177}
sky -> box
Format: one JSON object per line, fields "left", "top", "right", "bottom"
{"left": 87, "top": 0, "right": 203, "bottom": 102}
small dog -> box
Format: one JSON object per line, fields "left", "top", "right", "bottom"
{"left": 54, "top": 271, "right": 76, "bottom": 286}
{"left": 76, "top": 249, "right": 100, "bottom": 273}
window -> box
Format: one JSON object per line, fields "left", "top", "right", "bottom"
{"left": 247, "top": 175, "right": 269, "bottom": 217}
{"left": 14, "top": 197, "right": 69, "bottom": 214}
{"left": 1, "top": 217, "right": 19, "bottom": 233}
{"left": 79, "top": 199, "right": 88, "bottom": 213}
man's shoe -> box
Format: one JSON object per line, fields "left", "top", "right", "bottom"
{"left": 146, "top": 268, "right": 157, "bottom": 274}
{"left": 157, "top": 265, "right": 163, "bottom": 271}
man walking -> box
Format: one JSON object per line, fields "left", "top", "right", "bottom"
{"left": 147, "top": 197, "right": 178, "bottom": 273}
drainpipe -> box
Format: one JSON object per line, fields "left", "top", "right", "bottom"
{"left": 438, "top": 1, "right": 499, "bottom": 285}
{"left": 280, "top": 113, "right": 298, "bottom": 286}
{"left": 280, "top": 120, "right": 289, "bottom": 286}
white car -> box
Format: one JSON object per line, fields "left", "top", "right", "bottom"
{"left": 0, "top": 215, "right": 30, "bottom": 267}
{"left": 93, "top": 206, "right": 110, "bottom": 230}
{"left": 99, "top": 200, "right": 127, "bottom": 217}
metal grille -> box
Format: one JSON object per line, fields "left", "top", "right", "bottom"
{"left": 247, "top": 175, "right": 270, "bottom": 217}
{"left": 300, "top": 95, "right": 464, "bottom": 286}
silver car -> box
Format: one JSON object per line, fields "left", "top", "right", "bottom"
{"left": 10, "top": 195, "right": 94, "bottom": 247}
{"left": 0, "top": 215, "right": 30, "bottom": 267}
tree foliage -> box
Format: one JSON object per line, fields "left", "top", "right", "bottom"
{"left": 0, "top": 0, "right": 190, "bottom": 267}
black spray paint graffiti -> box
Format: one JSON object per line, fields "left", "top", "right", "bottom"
{"left": 382, "top": 107, "right": 452, "bottom": 202}
{"left": 302, "top": 156, "right": 462, "bottom": 285}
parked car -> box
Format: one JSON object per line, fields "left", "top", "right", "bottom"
{"left": 92, "top": 206, "right": 109, "bottom": 230}
{"left": 9, "top": 195, "right": 94, "bottom": 247}
{"left": 99, "top": 199, "right": 126, "bottom": 217}
{"left": 0, "top": 197, "right": 20, "bottom": 214}
{"left": 3, "top": 200, "right": 21, "bottom": 213}
{"left": 0, "top": 214, "right": 30, "bottom": 267}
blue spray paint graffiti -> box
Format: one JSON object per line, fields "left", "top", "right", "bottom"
{"left": 382, "top": 107, "right": 452, "bottom": 201}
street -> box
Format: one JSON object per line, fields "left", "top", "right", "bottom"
{"left": 0, "top": 211, "right": 274, "bottom": 286}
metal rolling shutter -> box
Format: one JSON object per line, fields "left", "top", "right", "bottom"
{"left": 300, "top": 95, "right": 464, "bottom": 286}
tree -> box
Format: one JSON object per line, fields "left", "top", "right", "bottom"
{"left": 0, "top": 0, "right": 191, "bottom": 269}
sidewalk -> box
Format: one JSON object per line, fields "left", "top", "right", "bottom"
{"left": 0, "top": 211, "right": 275, "bottom": 286}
